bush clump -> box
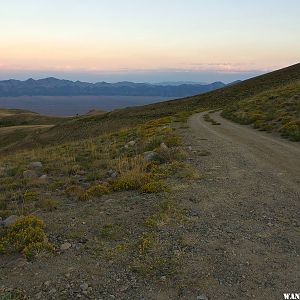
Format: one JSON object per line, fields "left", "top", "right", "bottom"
{"left": 140, "top": 180, "right": 165, "bottom": 193}
{"left": 0, "top": 215, "right": 54, "bottom": 259}
{"left": 86, "top": 183, "right": 110, "bottom": 197}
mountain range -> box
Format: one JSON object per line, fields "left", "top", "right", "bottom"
{"left": 0, "top": 77, "right": 233, "bottom": 97}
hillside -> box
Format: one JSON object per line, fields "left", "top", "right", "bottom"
{"left": 0, "top": 108, "right": 66, "bottom": 128}
{"left": 1, "top": 63, "right": 299, "bottom": 154}
{"left": 222, "top": 80, "right": 300, "bottom": 141}
{"left": 0, "top": 108, "right": 69, "bottom": 153}
{"left": 0, "top": 64, "right": 299, "bottom": 299}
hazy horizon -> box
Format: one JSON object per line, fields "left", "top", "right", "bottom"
{"left": 0, "top": 69, "right": 264, "bottom": 84}
{"left": 1, "top": 0, "right": 299, "bottom": 83}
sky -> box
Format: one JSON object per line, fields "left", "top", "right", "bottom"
{"left": 0, "top": 0, "right": 299, "bottom": 83}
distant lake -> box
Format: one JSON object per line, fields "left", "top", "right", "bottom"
{"left": 0, "top": 95, "right": 175, "bottom": 116}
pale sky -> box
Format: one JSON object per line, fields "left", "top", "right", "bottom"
{"left": 0, "top": 0, "right": 299, "bottom": 82}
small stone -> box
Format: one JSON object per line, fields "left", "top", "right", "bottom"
{"left": 29, "top": 161, "right": 43, "bottom": 168}
{"left": 39, "top": 174, "right": 48, "bottom": 180}
{"left": 143, "top": 151, "right": 160, "bottom": 162}
{"left": 2, "top": 215, "right": 20, "bottom": 227}
{"left": 80, "top": 283, "right": 89, "bottom": 291}
{"left": 197, "top": 294, "right": 208, "bottom": 300}
{"left": 23, "top": 170, "right": 38, "bottom": 179}
{"left": 77, "top": 170, "right": 87, "bottom": 175}
{"left": 60, "top": 242, "right": 72, "bottom": 251}
{"left": 127, "top": 140, "right": 136, "bottom": 146}
{"left": 160, "top": 142, "right": 168, "bottom": 150}
{"left": 49, "top": 288, "right": 57, "bottom": 294}
{"left": 107, "top": 170, "right": 118, "bottom": 178}
{"left": 160, "top": 275, "right": 167, "bottom": 281}
{"left": 44, "top": 281, "right": 51, "bottom": 287}
{"left": 119, "top": 285, "right": 129, "bottom": 292}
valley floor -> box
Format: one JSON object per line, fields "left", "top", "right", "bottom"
{"left": 1, "top": 112, "right": 299, "bottom": 299}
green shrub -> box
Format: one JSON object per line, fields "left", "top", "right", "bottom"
{"left": 38, "top": 199, "right": 59, "bottom": 211}
{"left": 65, "top": 185, "right": 89, "bottom": 201}
{"left": 111, "top": 173, "right": 149, "bottom": 191}
{"left": 23, "top": 241, "right": 54, "bottom": 259}
{"left": 23, "top": 191, "right": 38, "bottom": 202}
{"left": 0, "top": 215, "right": 53, "bottom": 259}
{"left": 140, "top": 180, "right": 165, "bottom": 193}
{"left": 86, "top": 183, "right": 110, "bottom": 197}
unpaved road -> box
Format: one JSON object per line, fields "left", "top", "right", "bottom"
{"left": 191, "top": 112, "right": 300, "bottom": 190}
{"left": 180, "top": 112, "right": 300, "bottom": 299}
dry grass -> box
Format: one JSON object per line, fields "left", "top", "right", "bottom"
{"left": 222, "top": 80, "right": 300, "bottom": 140}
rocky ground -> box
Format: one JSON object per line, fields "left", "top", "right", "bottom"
{"left": 1, "top": 112, "right": 299, "bottom": 299}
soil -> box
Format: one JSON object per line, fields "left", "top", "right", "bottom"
{"left": 1, "top": 112, "right": 299, "bottom": 299}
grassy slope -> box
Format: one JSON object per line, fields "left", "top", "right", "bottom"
{"left": 0, "top": 108, "right": 70, "bottom": 152}
{"left": 0, "top": 64, "right": 299, "bottom": 298}
{"left": 222, "top": 80, "right": 300, "bottom": 141}
{"left": 0, "top": 108, "right": 66, "bottom": 127}
{"left": 1, "top": 63, "right": 299, "bottom": 153}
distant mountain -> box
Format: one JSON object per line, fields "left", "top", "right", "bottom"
{"left": 0, "top": 77, "right": 229, "bottom": 97}
{"left": 154, "top": 81, "right": 208, "bottom": 86}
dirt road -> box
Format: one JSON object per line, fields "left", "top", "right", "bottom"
{"left": 180, "top": 112, "right": 300, "bottom": 299}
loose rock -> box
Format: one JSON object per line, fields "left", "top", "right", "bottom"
{"left": 2, "top": 215, "right": 20, "bottom": 227}
{"left": 127, "top": 140, "right": 136, "bottom": 146}
{"left": 108, "top": 170, "right": 118, "bottom": 178}
{"left": 160, "top": 142, "right": 168, "bottom": 150}
{"left": 80, "top": 283, "right": 89, "bottom": 291}
{"left": 39, "top": 174, "right": 48, "bottom": 181}
{"left": 143, "top": 151, "right": 159, "bottom": 162}
{"left": 29, "top": 161, "right": 43, "bottom": 168}
{"left": 60, "top": 242, "right": 72, "bottom": 251}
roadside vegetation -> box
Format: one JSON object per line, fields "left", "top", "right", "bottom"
{"left": 0, "top": 63, "right": 299, "bottom": 298}
{"left": 1, "top": 63, "right": 299, "bottom": 153}
{"left": 222, "top": 80, "right": 300, "bottom": 141}
{"left": 0, "top": 116, "right": 201, "bottom": 259}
